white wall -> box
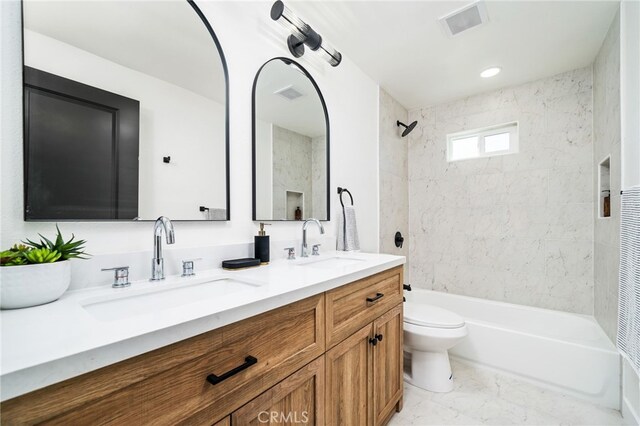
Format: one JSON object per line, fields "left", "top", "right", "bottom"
{"left": 255, "top": 119, "right": 273, "bottom": 220}
{"left": 621, "top": 0, "right": 640, "bottom": 191}
{"left": 1, "top": 1, "right": 380, "bottom": 255}
{"left": 378, "top": 88, "right": 408, "bottom": 259}
{"left": 620, "top": 2, "right": 640, "bottom": 423}
{"left": 593, "top": 10, "right": 621, "bottom": 345}
{"left": 23, "top": 30, "right": 227, "bottom": 220}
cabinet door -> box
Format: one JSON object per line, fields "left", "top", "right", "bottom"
{"left": 232, "top": 357, "right": 325, "bottom": 425}
{"left": 325, "top": 324, "right": 373, "bottom": 426}
{"left": 213, "top": 417, "right": 230, "bottom": 426}
{"left": 372, "top": 305, "right": 404, "bottom": 425}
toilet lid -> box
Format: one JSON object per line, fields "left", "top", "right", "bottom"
{"left": 404, "top": 303, "right": 465, "bottom": 329}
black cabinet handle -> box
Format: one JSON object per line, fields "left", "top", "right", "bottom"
{"left": 403, "top": 284, "right": 412, "bottom": 291}
{"left": 369, "top": 337, "right": 378, "bottom": 346}
{"left": 366, "top": 293, "right": 384, "bottom": 303}
{"left": 375, "top": 334, "right": 383, "bottom": 342}
{"left": 206, "top": 356, "right": 258, "bottom": 385}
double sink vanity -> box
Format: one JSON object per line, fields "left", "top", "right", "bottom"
{"left": 6, "top": 0, "right": 407, "bottom": 423}
{"left": 1, "top": 249, "right": 405, "bottom": 425}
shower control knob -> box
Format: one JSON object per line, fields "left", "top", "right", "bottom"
{"left": 395, "top": 232, "right": 404, "bottom": 248}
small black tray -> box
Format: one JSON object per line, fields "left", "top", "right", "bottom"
{"left": 222, "top": 258, "right": 261, "bottom": 270}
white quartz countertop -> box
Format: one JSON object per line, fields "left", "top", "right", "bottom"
{"left": 0, "top": 251, "right": 405, "bottom": 401}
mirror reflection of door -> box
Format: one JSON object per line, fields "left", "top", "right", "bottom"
{"left": 253, "top": 58, "right": 329, "bottom": 221}
{"left": 22, "top": 0, "right": 228, "bottom": 221}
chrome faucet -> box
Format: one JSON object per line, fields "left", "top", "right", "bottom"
{"left": 301, "top": 218, "right": 325, "bottom": 257}
{"left": 151, "top": 216, "right": 175, "bottom": 281}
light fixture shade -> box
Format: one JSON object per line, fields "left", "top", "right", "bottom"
{"left": 317, "top": 42, "right": 342, "bottom": 67}
{"left": 271, "top": 0, "right": 307, "bottom": 41}
{"left": 270, "top": 0, "right": 342, "bottom": 67}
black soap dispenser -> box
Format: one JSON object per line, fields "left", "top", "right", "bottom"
{"left": 255, "top": 222, "right": 271, "bottom": 265}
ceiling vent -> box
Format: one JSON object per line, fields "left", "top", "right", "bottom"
{"left": 439, "top": 1, "right": 489, "bottom": 37}
{"left": 274, "top": 85, "right": 304, "bottom": 101}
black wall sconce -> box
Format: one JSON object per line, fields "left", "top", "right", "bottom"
{"left": 270, "top": 0, "right": 342, "bottom": 67}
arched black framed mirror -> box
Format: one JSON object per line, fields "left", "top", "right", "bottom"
{"left": 252, "top": 57, "right": 330, "bottom": 221}
{"left": 21, "top": 0, "right": 230, "bottom": 221}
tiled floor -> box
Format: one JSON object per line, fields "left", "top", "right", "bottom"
{"left": 389, "top": 359, "right": 625, "bottom": 426}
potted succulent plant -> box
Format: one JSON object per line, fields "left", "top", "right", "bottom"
{"left": 0, "top": 226, "right": 88, "bottom": 309}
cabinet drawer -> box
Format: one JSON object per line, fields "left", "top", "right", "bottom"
{"left": 326, "top": 266, "right": 403, "bottom": 349}
{"left": 1, "top": 295, "right": 325, "bottom": 425}
{"left": 232, "top": 356, "right": 325, "bottom": 425}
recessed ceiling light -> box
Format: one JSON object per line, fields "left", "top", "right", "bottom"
{"left": 481, "top": 67, "right": 501, "bottom": 78}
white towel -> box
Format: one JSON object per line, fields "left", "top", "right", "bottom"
{"left": 337, "top": 206, "right": 360, "bottom": 251}
{"left": 618, "top": 186, "right": 640, "bottom": 375}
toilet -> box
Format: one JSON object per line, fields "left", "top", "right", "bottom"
{"left": 403, "top": 302, "right": 468, "bottom": 393}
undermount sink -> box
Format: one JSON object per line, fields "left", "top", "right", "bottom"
{"left": 296, "top": 256, "right": 366, "bottom": 269}
{"left": 81, "top": 276, "right": 261, "bottom": 321}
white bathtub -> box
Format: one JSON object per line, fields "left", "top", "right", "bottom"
{"left": 406, "top": 289, "right": 621, "bottom": 409}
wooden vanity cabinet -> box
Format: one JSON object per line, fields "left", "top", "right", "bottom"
{"left": 0, "top": 295, "right": 325, "bottom": 425}
{"left": 0, "top": 266, "right": 404, "bottom": 426}
{"left": 212, "top": 417, "right": 231, "bottom": 426}
{"left": 372, "top": 305, "right": 404, "bottom": 425}
{"left": 325, "top": 324, "right": 373, "bottom": 425}
{"left": 232, "top": 357, "right": 325, "bottom": 425}
{"left": 325, "top": 270, "right": 404, "bottom": 426}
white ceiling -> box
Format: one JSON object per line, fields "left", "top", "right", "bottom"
{"left": 23, "top": 1, "right": 226, "bottom": 104}
{"left": 291, "top": 1, "right": 620, "bottom": 109}
{"left": 255, "top": 59, "right": 327, "bottom": 138}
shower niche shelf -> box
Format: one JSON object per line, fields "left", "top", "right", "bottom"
{"left": 285, "top": 190, "right": 304, "bottom": 220}
{"left": 598, "top": 156, "right": 611, "bottom": 219}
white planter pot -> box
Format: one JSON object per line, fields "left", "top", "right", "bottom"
{"left": 0, "top": 261, "right": 71, "bottom": 309}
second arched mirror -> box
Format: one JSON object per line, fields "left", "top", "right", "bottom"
{"left": 252, "top": 58, "right": 330, "bottom": 221}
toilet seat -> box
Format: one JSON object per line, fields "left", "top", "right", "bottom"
{"left": 404, "top": 302, "right": 465, "bottom": 329}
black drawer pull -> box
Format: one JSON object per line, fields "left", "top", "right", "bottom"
{"left": 206, "top": 356, "right": 258, "bottom": 385}
{"left": 369, "top": 337, "right": 378, "bottom": 346}
{"left": 366, "top": 292, "right": 384, "bottom": 303}
{"left": 375, "top": 334, "right": 383, "bottom": 342}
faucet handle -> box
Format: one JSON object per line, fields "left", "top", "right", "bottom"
{"left": 312, "top": 244, "right": 321, "bottom": 256}
{"left": 101, "top": 266, "right": 131, "bottom": 288}
{"left": 181, "top": 258, "right": 202, "bottom": 277}
{"left": 284, "top": 247, "right": 296, "bottom": 260}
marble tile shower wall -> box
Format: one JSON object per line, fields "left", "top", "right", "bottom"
{"left": 593, "top": 11, "right": 621, "bottom": 343}
{"left": 379, "top": 88, "right": 409, "bottom": 258}
{"left": 407, "top": 67, "right": 594, "bottom": 314}
{"left": 272, "top": 125, "right": 312, "bottom": 220}
{"left": 311, "top": 136, "right": 327, "bottom": 219}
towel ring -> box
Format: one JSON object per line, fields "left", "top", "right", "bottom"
{"left": 337, "top": 187, "right": 354, "bottom": 208}
{"left": 337, "top": 187, "right": 354, "bottom": 251}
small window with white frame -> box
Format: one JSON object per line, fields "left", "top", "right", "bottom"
{"left": 447, "top": 122, "right": 519, "bottom": 162}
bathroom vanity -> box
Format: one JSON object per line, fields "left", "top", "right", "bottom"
{"left": 0, "top": 253, "right": 404, "bottom": 425}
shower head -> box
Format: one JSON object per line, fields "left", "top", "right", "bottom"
{"left": 397, "top": 120, "right": 417, "bottom": 137}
